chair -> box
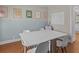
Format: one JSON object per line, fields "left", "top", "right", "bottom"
{"left": 26, "top": 41, "right": 49, "bottom": 53}
{"left": 40, "top": 28, "right": 45, "bottom": 31}
{"left": 26, "top": 44, "right": 37, "bottom": 53}
{"left": 35, "top": 41, "right": 49, "bottom": 53}
{"left": 23, "top": 30, "right": 30, "bottom": 33}
{"left": 44, "top": 25, "right": 53, "bottom": 30}
{"left": 35, "top": 28, "right": 49, "bottom": 53}
{"left": 56, "top": 35, "right": 70, "bottom": 53}
{"left": 20, "top": 33, "right": 38, "bottom": 53}
{"left": 20, "top": 34, "right": 37, "bottom": 53}
{"left": 19, "top": 30, "right": 38, "bottom": 53}
{"left": 27, "top": 47, "right": 37, "bottom": 53}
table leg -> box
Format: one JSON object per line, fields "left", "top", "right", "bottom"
{"left": 50, "top": 39, "right": 57, "bottom": 53}
{"left": 50, "top": 40, "right": 52, "bottom": 53}
{"left": 48, "top": 40, "right": 52, "bottom": 53}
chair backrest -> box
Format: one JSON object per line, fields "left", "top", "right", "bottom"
{"left": 35, "top": 41, "right": 49, "bottom": 53}
{"left": 56, "top": 35, "right": 70, "bottom": 47}
{"left": 45, "top": 25, "right": 54, "bottom": 30}
{"left": 23, "top": 30, "right": 30, "bottom": 33}
{"left": 40, "top": 28, "right": 45, "bottom": 31}
{"left": 19, "top": 30, "right": 31, "bottom": 46}
{"left": 19, "top": 33, "right": 25, "bottom": 45}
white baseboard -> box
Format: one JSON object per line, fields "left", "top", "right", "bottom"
{"left": 0, "top": 39, "right": 21, "bottom": 45}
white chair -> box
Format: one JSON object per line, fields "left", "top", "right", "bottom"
{"left": 56, "top": 35, "right": 69, "bottom": 53}
{"left": 19, "top": 33, "right": 27, "bottom": 53}
{"left": 35, "top": 41, "right": 49, "bottom": 53}
{"left": 27, "top": 47, "right": 37, "bottom": 53}
{"left": 45, "top": 25, "right": 53, "bottom": 30}
{"left": 26, "top": 41, "right": 49, "bottom": 53}
{"left": 19, "top": 30, "right": 36, "bottom": 53}
{"left": 19, "top": 30, "right": 38, "bottom": 53}
{"left": 23, "top": 30, "right": 30, "bottom": 33}
{"left": 40, "top": 28, "right": 45, "bottom": 31}
{"left": 20, "top": 33, "right": 38, "bottom": 53}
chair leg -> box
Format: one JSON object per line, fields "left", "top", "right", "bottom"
{"left": 61, "top": 48, "right": 64, "bottom": 53}
{"left": 61, "top": 47, "right": 67, "bottom": 53}
{"left": 24, "top": 46, "right": 26, "bottom": 53}
{"left": 56, "top": 47, "right": 62, "bottom": 53}
{"left": 56, "top": 47, "right": 58, "bottom": 53}
{"left": 56, "top": 47, "right": 67, "bottom": 53}
{"left": 64, "top": 47, "right": 67, "bottom": 53}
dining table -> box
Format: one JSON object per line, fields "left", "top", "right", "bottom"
{"left": 20, "top": 30, "right": 67, "bottom": 53}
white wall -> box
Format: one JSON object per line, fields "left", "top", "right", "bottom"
{"left": 48, "top": 5, "right": 75, "bottom": 42}
{"left": 75, "top": 12, "right": 79, "bottom": 32}
{"left": 48, "top": 6, "right": 70, "bottom": 33}
{"left": 69, "top": 6, "right": 76, "bottom": 42}
{"left": 0, "top": 5, "right": 76, "bottom": 43}
{"left": 75, "top": 23, "right": 79, "bottom": 32}
{"left": 0, "top": 5, "right": 48, "bottom": 41}
{"left": 2, "top": 5, "right": 48, "bottom": 20}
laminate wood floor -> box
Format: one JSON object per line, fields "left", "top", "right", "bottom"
{"left": 67, "top": 32, "right": 79, "bottom": 53}
{"left": 0, "top": 41, "right": 23, "bottom": 53}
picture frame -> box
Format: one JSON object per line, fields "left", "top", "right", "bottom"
{"left": 0, "top": 6, "right": 8, "bottom": 17}
{"left": 35, "top": 11, "right": 40, "bottom": 18}
{"left": 26, "top": 10, "right": 32, "bottom": 18}
{"left": 13, "top": 8, "right": 22, "bottom": 18}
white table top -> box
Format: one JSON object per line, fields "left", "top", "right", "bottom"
{"left": 20, "top": 30, "right": 67, "bottom": 46}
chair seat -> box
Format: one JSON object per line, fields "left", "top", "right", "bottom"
{"left": 27, "top": 47, "right": 37, "bottom": 53}
{"left": 56, "top": 35, "right": 70, "bottom": 47}
{"left": 56, "top": 40, "right": 68, "bottom": 47}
